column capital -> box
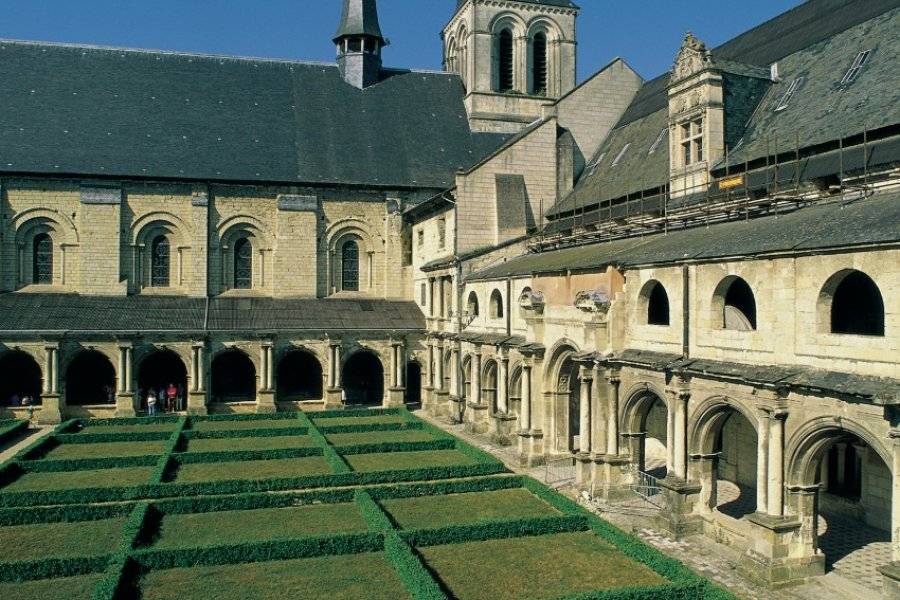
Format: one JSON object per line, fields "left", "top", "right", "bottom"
{"left": 578, "top": 364, "right": 594, "bottom": 381}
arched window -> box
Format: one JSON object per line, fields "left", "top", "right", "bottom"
{"left": 32, "top": 233, "right": 53, "bottom": 285}
{"left": 341, "top": 241, "right": 360, "bottom": 291}
{"left": 233, "top": 237, "right": 252, "bottom": 290}
{"left": 467, "top": 292, "right": 480, "bottom": 317}
{"left": 716, "top": 276, "right": 757, "bottom": 331}
{"left": 827, "top": 270, "right": 884, "bottom": 336}
{"left": 531, "top": 32, "right": 548, "bottom": 95}
{"left": 496, "top": 29, "right": 514, "bottom": 92}
{"left": 490, "top": 289, "right": 504, "bottom": 319}
{"left": 150, "top": 235, "right": 170, "bottom": 288}
{"left": 644, "top": 281, "right": 670, "bottom": 326}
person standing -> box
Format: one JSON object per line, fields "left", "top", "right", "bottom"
{"left": 166, "top": 383, "right": 177, "bottom": 413}
{"left": 147, "top": 391, "right": 157, "bottom": 416}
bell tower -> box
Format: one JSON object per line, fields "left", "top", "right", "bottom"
{"left": 443, "top": 0, "right": 580, "bottom": 133}
{"left": 334, "top": 0, "right": 387, "bottom": 89}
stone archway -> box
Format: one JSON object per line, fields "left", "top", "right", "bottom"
{"left": 545, "top": 342, "right": 580, "bottom": 454}
{"left": 621, "top": 385, "right": 669, "bottom": 477}
{"left": 0, "top": 351, "right": 43, "bottom": 406}
{"left": 342, "top": 351, "right": 384, "bottom": 407}
{"left": 276, "top": 349, "right": 323, "bottom": 402}
{"left": 405, "top": 361, "right": 422, "bottom": 406}
{"left": 211, "top": 349, "right": 256, "bottom": 403}
{"left": 138, "top": 350, "right": 188, "bottom": 412}
{"left": 66, "top": 350, "right": 116, "bottom": 406}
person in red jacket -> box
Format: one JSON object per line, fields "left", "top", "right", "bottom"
{"left": 166, "top": 383, "right": 177, "bottom": 413}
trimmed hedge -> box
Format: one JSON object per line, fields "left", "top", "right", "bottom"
{"left": 173, "top": 446, "right": 324, "bottom": 465}
{"left": 22, "top": 455, "right": 158, "bottom": 473}
{"left": 77, "top": 417, "right": 179, "bottom": 428}
{"left": 298, "top": 410, "right": 352, "bottom": 474}
{"left": 91, "top": 502, "right": 152, "bottom": 600}
{"left": 336, "top": 439, "right": 455, "bottom": 456}
{"left": 187, "top": 413, "right": 298, "bottom": 424}
{"left": 559, "top": 583, "right": 709, "bottom": 600}
{"left": 310, "top": 407, "right": 402, "bottom": 420}
{"left": 149, "top": 418, "right": 187, "bottom": 485}
{"left": 366, "top": 475, "right": 524, "bottom": 501}
{"left": 401, "top": 515, "right": 588, "bottom": 548}
{"left": 55, "top": 431, "right": 173, "bottom": 444}
{"left": 354, "top": 489, "right": 393, "bottom": 533}
{"left": 0, "top": 554, "right": 112, "bottom": 584}
{"left": 152, "top": 488, "right": 357, "bottom": 516}
{"left": 0, "top": 419, "right": 28, "bottom": 446}
{"left": 0, "top": 502, "right": 133, "bottom": 527}
{"left": 131, "top": 532, "right": 384, "bottom": 570}
{"left": 317, "top": 421, "right": 425, "bottom": 435}
{"left": 384, "top": 532, "right": 448, "bottom": 600}
{"left": 181, "top": 426, "right": 309, "bottom": 440}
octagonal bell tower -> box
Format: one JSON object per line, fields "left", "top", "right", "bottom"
{"left": 334, "top": 0, "right": 388, "bottom": 89}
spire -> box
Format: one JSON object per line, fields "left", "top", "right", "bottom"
{"left": 333, "top": 0, "right": 387, "bottom": 89}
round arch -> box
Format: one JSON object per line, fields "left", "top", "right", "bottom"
{"left": 65, "top": 350, "right": 116, "bottom": 406}
{"left": 137, "top": 349, "right": 188, "bottom": 412}
{"left": 787, "top": 417, "right": 891, "bottom": 487}
{"left": 405, "top": 360, "right": 422, "bottom": 406}
{"left": 276, "top": 348, "right": 323, "bottom": 402}
{"left": 817, "top": 269, "right": 885, "bottom": 336}
{"left": 712, "top": 275, "right": 757, "bottom": 331}
{"left": 0, "top": 350, "right": 43, "bottom": 406}
{"left": 482, "top": 358, "right": 499, "bottom": 413}
{"left": 544, "top": 340, "right": 581, "bottom": 453}
{"left": 621, "top": 383, "right": 670, "bottom": 476}
{"left": 342, "top": 350, "right": 384, "bottom": 406}
{"left": 639, "top": 280, "right": 671, "bottom": 326}
{"left": 211, "top": 349, "right": 257, "bottom": 403}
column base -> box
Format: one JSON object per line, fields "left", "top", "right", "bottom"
{"left": 447, "top": 396, "right": 465, "bottom": 424}
{"left": 878, "top": 562, "right": 900, "bottom": 600}
{"left": 324, "top": 388, "right": 344, "bottom": 411}
{"left": 738, "top": 513, "right": 824, "bottom": 587}
{"left": 575, "top": 452, "right": 593, "bottom": 489}
{"left": 114, "top": 393, "right": 137, "bottom": 418}
{"left": 256, "top": 390, "right": 277, "bottom": 414}
{"left": 655, "top": 476, "right": 704, "bottom": 539}
{"left": 517, "top": 430, "right": 545, "bottom": 467}
{"left": 187, "top": 391, "right": 208, "bottom": 416}
{"left": 421, "top": 386, "right": 434, "bottom": 411}
{"left": 490, "top": 412, "right": 519, "bottom": 446}
{"left": 429, "top": 391, "right": 450, "bottom": 419}
{"left": 464, "top": 402, "right": 490, "bottom": 435}
{"left": 386, "top": 387, "right": 406, "bottom": 409}
{"left": 589, "top": 454, "right": 632, "bottom": 501}
{"left": 37, "top": 394, "right": 63, "bottom": 425}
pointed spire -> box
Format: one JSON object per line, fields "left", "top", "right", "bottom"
{"left": 333, "top": 0, "right": 385, "bottom": 44}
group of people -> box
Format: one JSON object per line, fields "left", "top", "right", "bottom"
{"left": 7, "top": 393, "right": 35, "bottom": 407}
{"left": 144, "top": 383, "right": 184, "bottom": 416}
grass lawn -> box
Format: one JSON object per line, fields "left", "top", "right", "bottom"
{"left": 42, "top": 440, "right": 168, "bottom": 460}
{"left": 344, "top": 449, "right": 478, "bottom": 473}
{"left": 314, "top": 415, "right": 408, "bottom": 427}
{"left": 140, "top": 552, "right": 412, "bottom": 600}
{"left": 78, "top": 422, "right": 176, "bottom": 434}
{"left": 419, "top": 531, "right": 667, "bottom": 600}
{"left": 189, "top": 419, "right": 300, "bottom": 432}
{"left": 0, "top": 517, "right": 126, "bottom": 561}
{"left": 185, "top": 435, "right": 317, "bottom": 453}
{"left": 1, "top": 466, "right": 154, "bottom": 493}
{"left": 153, "top": 503, "right": 367, "bottom": 549}
{"left": 381, "top": 488, "right": 560, "bottom": 529}
{"left": 0, "top": 573, "right": 104, "bottom": 600}
{"left": 173, "top": 456, "right": 332, "bottom": 484}
{"left": 326, "top": 429, "right": 436, "bottom": 446}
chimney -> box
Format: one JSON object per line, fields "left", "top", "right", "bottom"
{"left": 333, "top": 0, "right": 388, "bottom": 89}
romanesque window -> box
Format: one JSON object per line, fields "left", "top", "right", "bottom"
{"left": 490, "top": 289, "right": 504, "bottom": 319}
{"left": 496, "top": 29, "right": 514, "bottom": 92}
{"left": 233, "top": 237, "right": 253, "bottom": 290}
{"left": 531, "top": 32, "right": 548, "bottom": 96}
{"left": 718, "top": 276, "right": 756, "bottom": 331}
{"left": 32, "top": 233, "right": 53, "bottom": 285}
{"left": 644, "top": 281, "right": 671, "bottom": 326}
{"left": 827, "top": 270, "right": 884, "bottom": 336}
{"left": 150, "top": 235, "right": 170, "bottom": 288}
{"left": 437, "top": 218, "right": 446, "bottom": 249}
{"left": 341, "top": 240, "right": 360, "bottom": 292}
{"left": 680, "top": 119, "right": 704, "bottom": 166}
{"left": 467, "top": 291, "right": 480, "bottom": 317}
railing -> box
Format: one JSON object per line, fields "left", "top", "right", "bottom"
{"left": 631, "top": 470, "right": 663, "bottom": 507}
{"left": 544, "top": 455, "right": 576, "bottom": 486}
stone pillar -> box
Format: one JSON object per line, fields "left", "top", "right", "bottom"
{"left": 491, "top": 350, "right": 515, "bottom": 445}
{"left": 666, "top": 400, "right": 676, "bottom": 476}
{"left": 665, "top": 381, "right": 690, "bottom": 480}
{"left": 325, "top": 341, "right": 343, "bottom": 409}
{"left": 187, "top": 343, "right": 208, "bottom": 415}
{"left": 575, "top": 364, "right": 594, "bottom": 488}
{"left": 606, "top": 373, "right": 621, "bottom": 457}
{"left": 520, "top": 361, "right": 532, "bottom": 432}
{"left": 431, "top": 340, "right": 449, "bottom": 418}
{"left": 881, "top": 432, "right": 900, "bottom": 598}
{"left": 767, "top": 411, "right": 786, "bottom": 518}
{"left": 465, "top": 347, "right": 489, "bottom": 434}
{"left": 115, "top": 344, "right": 136, "bottom": 417}
{"left": 257, "top": 342, "right": 276, "bottom": 413}
{"left": 756, "top": 410, "right": 771, "bottom": 515}
{"left": 423, "top": 339, "right": 434, "bottom": 402}
{"left": 448, "top": 344, "right": 464, "bottom": 423}
{"left": 386, "top": 340, "right": 405, "bottom": 408}
{"left": 38, "top": 344, "right": 63, "bottom": 425}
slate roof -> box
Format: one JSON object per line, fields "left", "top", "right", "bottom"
{"left": 334, "top": 0, "right": 385, "bottom": 42}
{"left": 468, "top": 187, "right": 900, "bottom": 280}
{"left": 456, "top": 0, "right": 577, "bottom": 8}
{"left": 548, "top": 0, "right": 900, "bottom": 219}
{"left": 0, "top": 295, "right": 425, "bottom": 333}
{"left": 0, "top": 40, "right": 507, "bottom": 189}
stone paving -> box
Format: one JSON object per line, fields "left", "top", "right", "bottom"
{"left": 414, "top": 410, "right": 882, "bottom": 600}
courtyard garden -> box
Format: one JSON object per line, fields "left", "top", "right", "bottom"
{"left": 0, "top": 408, "right": 733, "bottom": 599}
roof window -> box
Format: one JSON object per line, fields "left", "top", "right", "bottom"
{"left": 840, "top": 50, "right": 871, "bottom": 85}
{"left": 648, "top": 128, "right": 667, "bottom": 155}
{"left": 612, "top": 143, "right": 631, "bottom": 166}
{"left": 774, "top": 77, "right": 803, "bottom": 111}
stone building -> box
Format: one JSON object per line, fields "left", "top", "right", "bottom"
{"left": 1, "top": 0, "right": 899, "bottom": 594}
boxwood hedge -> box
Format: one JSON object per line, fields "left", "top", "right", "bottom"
{"left": 384, "top": 531, "right": 448, "bottom": 600}
{"left": 336, "top": 439, "right": 455, "bottom": 456}
{"left": 316, "top": 421, "right": 425, "bottom": 435}
{"left": 401, "top": 515, "right": 588, "bottom": 548}
{"left": 0, "top": 419, "right": 28, "bottom": 446}
{"left": 310, "top": 407, "right": 403, "bottom": 420}
{"left": 181, "top": 426, "right": 309, "bottom": 440}
{"left": 173, "top": 446, "right": 324, "bottom": 465}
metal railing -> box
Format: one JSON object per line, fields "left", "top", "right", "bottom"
{"left": 631, "top": 470, "right": 663, "bottom": 508}
{"left": 544, "top": 455, "right": 576, "bottom": 486}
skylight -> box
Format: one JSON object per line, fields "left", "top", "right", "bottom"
{"left": 612, "top": 143, "right": 630, "bottom": 166}
{"left": 774, "top": 77, "right": 803, "bottom": 111}
{"left": 648, "top": 128, "right": 668, "bottom": 155}
{"left": 840, "top": 50, "right": 871, "bottom": 85}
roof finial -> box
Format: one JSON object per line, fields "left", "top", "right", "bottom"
{"left": 333, "top": 0, "right": 387, "bottom": 89}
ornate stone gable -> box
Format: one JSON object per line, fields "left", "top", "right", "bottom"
{"left": 671, "top": 32, "right": 712, "bottom": 83}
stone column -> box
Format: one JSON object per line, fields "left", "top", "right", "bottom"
{"left": 386, "top": 340, "right": 405, "bottom": 408}
{"left": 257, "top": 342, "right": 276, "bottom": 414}
{"left": 520, "top": 361, "right": 532, "bottom": 432}
{"left": 115, "top": 344, "right": 136, "bottom": 417}
{"left": 892, "top": 433, "right": 900, "bottom": 563}
{"left": 497, "top": 352, "right": 509, "bottom": 414}
{"left": 448, "top": 344, "right": 464, "bottom": 423}
{"left": 435, "top": 342, "right": 445, "bottom": 394}
{"left": 188, "top": 342, "right": 208, "bottom": 415}
{"left": 578, "top": 366, "right": 592, "bottom": 455}
{"left": 465, "top": 347, "right": 489, "bottom": 435}
{"left": 606, "top": 372, "right": 621, "bottom": 457}
{"left": 431, "top": 340, "right": 449, "bottom": 418}
{"left": 38, "top": 344, "right": 63, "bottom": 424}
{"left": 423, "top": 339, "right": 434, "bottom": 408}
{"left": 666, "top": 399, "right": 676, "bottom": 476}
{"left": 767, "top": 410, "right": 786, "bottom": 518}
{"left": 756, "top": 410, "right": 771, "bottom": 515}
{"left": 427, "top": 278, "right": 435, "bottom": 318}
{"left": 325, "top": 341, "right": 343, "bottom": 409}
{"left": 390, "top": 341, "right": 400, "bottom": 389}
{"left": 665, "top": 382, "right": 690, "bottom": 480}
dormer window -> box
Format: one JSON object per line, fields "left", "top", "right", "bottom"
{"left": 680, "top": 118, "right": 703, "bottom": 166}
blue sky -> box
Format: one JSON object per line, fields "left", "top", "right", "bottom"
{"left": 1, "top": 1, "right": 801, "bottom": 81}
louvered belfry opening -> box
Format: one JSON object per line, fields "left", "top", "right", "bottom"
{"left": 498, "top": 29, "right": 514, "bottom": 92}
{"left": 532, "top": 32, "right": 548, "bottom": 95}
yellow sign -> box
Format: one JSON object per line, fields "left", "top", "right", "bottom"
{"left": 719, "top": 175, "right": 744, "bottom": 190}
